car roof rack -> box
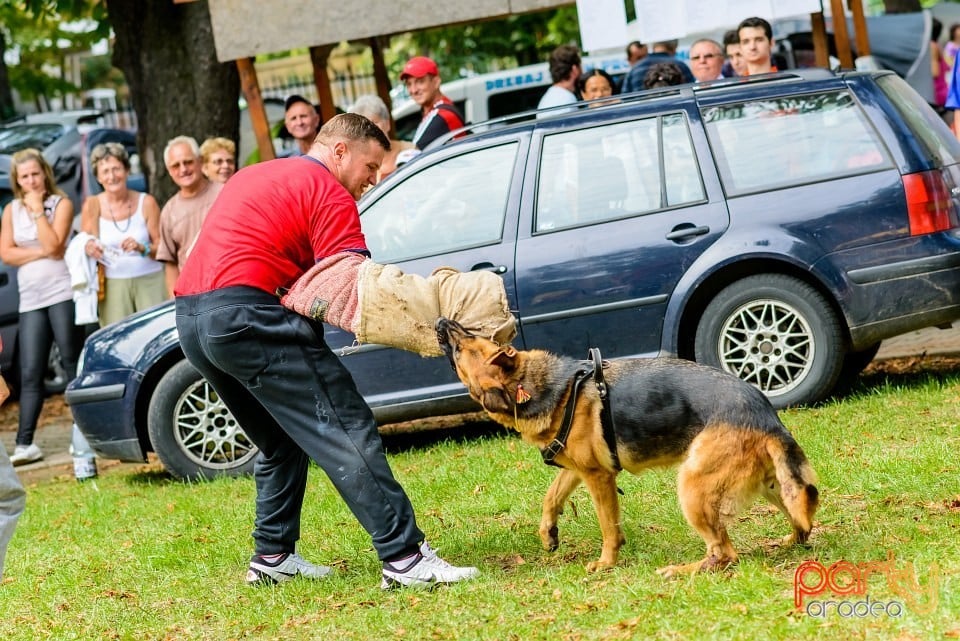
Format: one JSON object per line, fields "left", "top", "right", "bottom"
{"left": 429, "top": 68, "right": 845, "bottom": 149}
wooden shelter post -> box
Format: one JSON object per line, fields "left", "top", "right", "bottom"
{"left": 829, "top": 0, "right": 856, "bottom": 67}
{"left": 236, "top": 57, "right": 275, "bottom": 161}
{"left": 310, "top": 44, "right": 338, "bottom": 124}
{"left": 849, "top": 0, "right": 871, "bottom": 57}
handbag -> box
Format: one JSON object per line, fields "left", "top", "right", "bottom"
{"left": 97, "top": 262, "right": 106, "bottom": 302}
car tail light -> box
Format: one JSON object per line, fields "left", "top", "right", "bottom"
{"left": 902, "top": 170, "right": 959, "bottom": 236}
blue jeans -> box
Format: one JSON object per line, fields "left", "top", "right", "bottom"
{"left": 0, "top": 443, "right": 26, "bottom": 578}
{"left": 175, "top": 287, "right": 424, "bottom": 560}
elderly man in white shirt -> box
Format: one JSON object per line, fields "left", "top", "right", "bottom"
{"left": 689, "top": 39, "right": 726, "bottom": 83}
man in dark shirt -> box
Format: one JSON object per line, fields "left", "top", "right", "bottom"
{"left": 621, "top": 39, "right": 694, "bottom": 93}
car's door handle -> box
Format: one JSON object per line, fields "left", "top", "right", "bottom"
{"left": 471, "top": 262, "right": 507, "bottom": 274}
{"left": 665, "top": 225, "right": 710, "bottom": 242}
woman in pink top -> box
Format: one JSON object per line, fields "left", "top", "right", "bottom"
{"left": 0, "top": 149, "right": 82, "bottom": 466}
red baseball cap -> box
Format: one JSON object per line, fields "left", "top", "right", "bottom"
{"left": 400, "top": 56, "right": 439, "bottom": 80}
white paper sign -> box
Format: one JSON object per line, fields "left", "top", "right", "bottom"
{"left": 629, "top": 0, "right": 822, "bottom": 43}
{"left": 578, "top": 0, "right": 628, "bottom": 53}
{"left": 633, "top": 0, "right": 685, "bottom": 43}
{"left": 772, "top": 0, "right": 823, "bottom": 18}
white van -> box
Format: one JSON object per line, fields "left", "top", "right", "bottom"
{"left": 392, "top": 54, "right": 630, "bottom": 141}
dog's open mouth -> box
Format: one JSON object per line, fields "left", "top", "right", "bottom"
{"left": 435, "top": 317, "right": 457, "bottom": 362}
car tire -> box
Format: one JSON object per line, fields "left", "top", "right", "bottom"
{"left": 694, "top": 274, "right": 845, "bottom": 409}
{"left": 831, "top": 341, "right": 882, "bottom": 396}
{"left": 147, "top": 359, "right": 258, "bottom": 480}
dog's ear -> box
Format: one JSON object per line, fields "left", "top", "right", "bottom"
{"left": 481, "top": 387, "right": 512, "bottom": 414}
{"left": 487, "top": 346, "right": 518, "bottom": 372}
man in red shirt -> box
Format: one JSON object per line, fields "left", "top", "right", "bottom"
{"left": 175, "top": 114, "right": 478, "bottom": 589}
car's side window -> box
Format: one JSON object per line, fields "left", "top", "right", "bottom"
{"left": 703, "top": 91, "right": 892, "bottom": 197}
{"left": 361, "top": 142, "right": 518, "bottom": 263}
{"left": 663, "top": 113, "right": 706, "bottom": 206}
{"left": 535, "top": 113, "right": 702, "bottom": 232}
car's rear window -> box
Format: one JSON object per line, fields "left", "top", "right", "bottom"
{"left": 703, "top": 91, "right": 892, "bottom": 197}
{"left": 876, "top": 74, "right": 960, "bottom": 166}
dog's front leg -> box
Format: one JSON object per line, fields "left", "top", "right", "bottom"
{"left": 581, "top": 470, "right": 624, "bottom": 572}
{"left": 540, "top": 468, "right": 581, "bottom": 552}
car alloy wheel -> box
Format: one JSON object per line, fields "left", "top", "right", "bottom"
{"left": 173, "top": 379, "right": 255, "bottom": 469}
{"left": 695, "top": 274, "right": 845, "bottom": 408}
{"left": 715, "top": 297, "right": 813, "bottom": 396}
{"left": 148, "top": 359, "right": 258, "bottom": 480}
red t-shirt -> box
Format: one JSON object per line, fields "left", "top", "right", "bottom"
{"left": 175, "top": 156, "right": 368, "bottom": 296}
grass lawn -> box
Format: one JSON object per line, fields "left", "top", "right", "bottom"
{"left": 1, "top": 363, "right": 958, "bottom": 640}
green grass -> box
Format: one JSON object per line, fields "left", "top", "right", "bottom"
{"left": 2, "top": 366, "right": 959, "bottom": 640}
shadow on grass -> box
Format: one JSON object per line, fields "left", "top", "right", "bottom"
{"left": 381, "top": 418, "right": 512, "bottom": 454}
{"left": 122, "top": 416, "right": 512, "bottom": 486}
{"left": 831, "top": 355, "right": 960, "bottom": 403}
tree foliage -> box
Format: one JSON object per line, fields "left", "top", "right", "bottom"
{"left": 403, "top": 6, "right": 582, "bottom": 78}
{"left": 0, "top": 0, "right": 107, "bottom": 118}
{"left": 18, "top": 0, "right": 239, "bottom": 202}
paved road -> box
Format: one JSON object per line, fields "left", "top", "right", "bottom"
{"left": 5, "top": 324, "right": 960, "bottom": 480}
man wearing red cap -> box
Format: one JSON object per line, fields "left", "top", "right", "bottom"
{"left": 400, "top": 56, "right": 465, "bottom": 150}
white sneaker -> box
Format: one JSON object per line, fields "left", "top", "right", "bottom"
{"left": 381, "top": 541, "right": 479, "bottom": 590}
{"left": 10, "top": 443, "right": 43, "bottom": 466}
{"left": 245, "top": 552, "right": 332, "bottom": 585}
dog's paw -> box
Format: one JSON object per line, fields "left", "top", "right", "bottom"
{"left": 585, "top": 560, "right": 615, "bottom": 573}
{"left": 540, "top": 525, "right": 559, "bottom": 551}
{"left": 657, "top": 556, "right": 733, "bottom": 578}
{"left": 656, "top": 564, "right": 684, "bottom": 579}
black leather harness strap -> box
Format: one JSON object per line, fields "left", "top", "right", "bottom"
{"left": 590, "top": 348, "right": 622, "bottom": 472}
{"left": 540, "top": 348, "right": 621, "bottom": 472}
{"left": 540, "top": 366, "right": 591, "bottom": 465}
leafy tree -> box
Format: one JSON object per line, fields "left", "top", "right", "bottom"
{"left": 0, "top": 1, "right": 106, "bottom": 118}
{"left": 402, "top": 6, "right": 582, "bottom": 79}
{"left": 21, "top": 0, "right": 239, "bottom": 203}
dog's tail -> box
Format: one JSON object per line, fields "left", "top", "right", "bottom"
{"left": 766, "top": 435, "right": 819, "bottom": 544}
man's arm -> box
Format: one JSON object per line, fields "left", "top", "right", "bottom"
{"left": 164, "top": 262, "right": 180, "bottom": 299}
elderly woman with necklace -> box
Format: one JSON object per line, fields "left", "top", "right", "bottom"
{"left": 81, "top": 142, "right": 165, "bottom": 327}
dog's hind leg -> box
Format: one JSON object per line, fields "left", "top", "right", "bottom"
{"left": 657, "top": 456, "right": 739, "bottom": 579}
{"left": 579, "top": 469, "right": 625, "bottom": 572}
{"left": 540, "top": 468, "right": 581, "bottom": 553}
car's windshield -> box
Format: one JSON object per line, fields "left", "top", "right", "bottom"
{"left": 0, "top": 123, "right": 64, "bottom": 154}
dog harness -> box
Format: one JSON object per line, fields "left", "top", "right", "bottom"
{"left": 540, "top": 348, "right": 621, "bottom": 471}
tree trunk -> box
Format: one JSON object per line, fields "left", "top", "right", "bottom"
{"left": 105, "top": 0, "right": 239, "bottom": 203}
{"left": 0, "top": 32, "right": 15, "bottom": 121}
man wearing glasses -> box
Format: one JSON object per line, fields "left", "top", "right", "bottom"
{"left": 157, "top": 135, "right": 223, "bottom": 297}
{"left": 689, "top": 39, "right": 726, "bottom": 83}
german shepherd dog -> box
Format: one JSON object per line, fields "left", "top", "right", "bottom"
{"left": 435, "top": 318, "right": 819, "bottom": 577}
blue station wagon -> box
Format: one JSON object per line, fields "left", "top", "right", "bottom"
{"left": 67, "top": 69, "right": 960, "bottom": 479}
